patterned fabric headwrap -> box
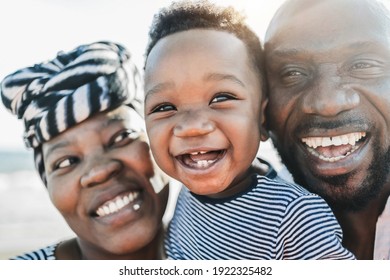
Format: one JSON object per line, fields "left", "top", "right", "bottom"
{"left": 0, "top": 41, "right": 144, "bottom": 185}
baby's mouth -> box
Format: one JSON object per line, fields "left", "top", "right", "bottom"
{"left": 95, "top": 191, "right": 141, "bottom": 217}
{"left": 177, "top": 150, "right": 226, "bottom": 169}
{"left": 301, "top": 132, "right": 366, "bottom": 162}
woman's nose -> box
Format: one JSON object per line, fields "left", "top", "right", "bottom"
{"left": 80, "top": 159, "right": 123, "bottom": 188}
{"left": 173, "top": 110, "right": 215, "bottom": 137}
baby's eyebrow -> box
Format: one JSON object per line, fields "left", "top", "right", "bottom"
{"left": 145, "top": 81, "right": 175, "bottom": 100}
{"left": 204, "top": 72, "right": 245, "bottom": 88}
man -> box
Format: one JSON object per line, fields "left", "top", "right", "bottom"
{"left": 264, "top": 0, "right": 390, "bottom": 259}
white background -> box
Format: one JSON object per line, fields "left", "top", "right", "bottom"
{"left": 0, "top": 0, "right": 285, "bottom": 151}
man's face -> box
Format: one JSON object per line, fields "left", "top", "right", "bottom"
{"left": 265, "top": 0, "right": 390, "bottom": 210}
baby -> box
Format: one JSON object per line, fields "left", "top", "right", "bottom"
{"left": 143, "top": 0, "right": 355, "bottom": 259}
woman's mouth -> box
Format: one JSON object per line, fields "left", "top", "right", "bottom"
{"left": 176, "top": 150, "right": 226, "bottom": 170}
{"left": 95, "top": 191, "right": 141, "bottom": 217}
{"left": 301, "top": 132, "right": 366, "bottom": 162}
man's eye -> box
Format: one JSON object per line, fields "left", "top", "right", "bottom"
{"left": 54, "top": 157, "right": 79, "bottom": 170}
{"left": 151, "top": 104, "right": 176, "bottom": 113}
{"left": 210, "top": 93, "right": 236, "bottom": 104}
{"left": 112, "top": 130, "right": 139, "bottom": 145}
{"left": 350, "top": 59, "right": 384, "bottom": 77}
{"left": 280, "top": 68, "right": 307, "bottom": 86}
{"left": 352, "top": 63, "right": 371, "bottom": 69}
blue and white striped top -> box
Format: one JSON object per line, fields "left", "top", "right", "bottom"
{"left": 11, "top": 243, "right": 58, "bottom": 260}
{"left": 165, "top": 166, "right": 355, "bottom": 259}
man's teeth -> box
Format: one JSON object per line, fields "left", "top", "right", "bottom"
{"left": 302, "top": 132, "right": 366, "bottom": 149}
{"left": 96, "top": 192, "right": 139, "bottom": 217}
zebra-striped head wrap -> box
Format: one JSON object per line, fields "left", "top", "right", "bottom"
{"left": 0, "top": 41, "right": 143, "bottom": 185}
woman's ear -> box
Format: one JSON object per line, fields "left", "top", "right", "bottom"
{"left": 260, "top": 96, "right": 269, "bottom": 142}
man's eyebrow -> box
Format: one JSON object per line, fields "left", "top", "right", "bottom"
{"left": 266, "top": 48, "right": 305, "bottom": 58}
{"left": 204, "top": 72, "right": 246, "bottom": 87}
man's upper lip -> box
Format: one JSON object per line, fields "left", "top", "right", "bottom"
{"left": 297, "top": 126, "right": 369, "bottom": 139}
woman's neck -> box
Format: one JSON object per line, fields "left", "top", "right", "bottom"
{"left": 56, "top": 228, "right": 165, "bottom": 260}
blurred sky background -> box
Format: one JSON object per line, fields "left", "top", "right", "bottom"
{"left": 0, "top": 0, "right": 285, "bottom": 259}
{"left": 0, "top": 0, "right": 285, "bottom": 151}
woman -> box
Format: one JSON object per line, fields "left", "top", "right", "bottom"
{"left": 0, "top": 41, "right": 169, "bottom": 259}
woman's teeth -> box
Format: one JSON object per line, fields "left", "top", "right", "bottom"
{"left": 96, "top": 191, "right": 140, "bottom": 217}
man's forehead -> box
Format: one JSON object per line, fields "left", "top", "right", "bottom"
{"left": 264, "top": 0, "right": 390, "bottom": 54}
{"left": 265, "top": 0, "right": 390, "bottom": 42}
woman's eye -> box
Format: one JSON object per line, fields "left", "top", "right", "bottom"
{"left": 111, "top": 130, "right": 140, "bottom": 146}
{"left": 54, "top": 157, "right": 79, "bottom": 170}
{"left": 210, "top": 93, "right": 236, "bottom": 104}
{"left": 150, "top": 103, "right": 176, "bottom": 113}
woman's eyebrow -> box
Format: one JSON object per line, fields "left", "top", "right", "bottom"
{"left": 44, "top": 140, "right": 71, "bottom": 161}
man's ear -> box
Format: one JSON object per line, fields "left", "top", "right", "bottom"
{"left": 260, "top": 96, "right": 269, "bottom": 142}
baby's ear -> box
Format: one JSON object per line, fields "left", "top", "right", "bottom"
{"left": 259, "top": 97, "right": 269, "bottom": 142}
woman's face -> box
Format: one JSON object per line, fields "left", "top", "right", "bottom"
{"left": 42, "top": 106, "right": 168, "bottom": 256}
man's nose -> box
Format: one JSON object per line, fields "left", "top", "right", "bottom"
{"left": 80, "top": 159, "right": 123, "bottom": 188}
{"left": 173, "top": 110, "right": 215, "bottom": 137}
{"left": 302, "top": 69, "right": 360, "bottom": 116}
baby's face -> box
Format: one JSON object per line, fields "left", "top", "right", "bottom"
{"left": 144, "top": 29, "right": 265, "bottom": 197}
{"left": 42, "top": 106, "right": 168, "bottom": 255}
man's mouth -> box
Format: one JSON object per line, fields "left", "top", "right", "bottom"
{"left": 95, "top": 191, "right": 141, "bottom": 217}
{"left": 301, "top": 132, "right": 366, "bottom": 162}
{"left": 176, "top": 150, "right": 226, "bottom": 169}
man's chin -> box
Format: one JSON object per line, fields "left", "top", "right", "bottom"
{"left": 287, "top": 147, "right": 390, "bottom": 212}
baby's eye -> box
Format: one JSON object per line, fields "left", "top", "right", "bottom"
{"left": 53, "top": 157, "right": 79, "bottom": 170}
{"left": 210, "top": 93, "right": 236, "bottom": 104}
{"left": 150, "top": 103, "right": 176, "bottom": 114}
{"left": 111, "top": 129, "right": 140, "bottom": 147}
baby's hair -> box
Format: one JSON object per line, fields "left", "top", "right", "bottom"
{"left": 145, "top": 0, "right": 266, "bottom": 92}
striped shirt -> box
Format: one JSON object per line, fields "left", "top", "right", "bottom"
{"left": 165, "top": 168, "right": 355, "bottom": 259}
{"left": 10, "top": 243, "right": 58, "bottom": 260}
